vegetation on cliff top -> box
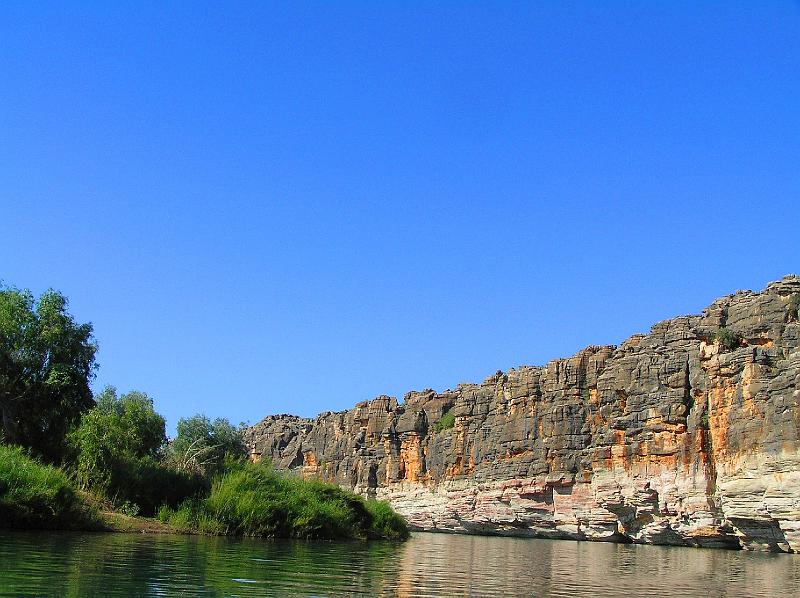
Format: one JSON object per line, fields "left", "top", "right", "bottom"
{"left": 0, "top": 283, "right": 409, "bottom": 540}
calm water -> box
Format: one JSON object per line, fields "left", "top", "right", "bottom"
{"left": 0, "top": 531, "right": 798, "bottom": 597}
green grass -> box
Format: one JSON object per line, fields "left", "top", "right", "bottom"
{"left": 0, "top": 444, "right": 409, "bottom": 540}
{"left": 158, "top": 461, "right": 409, "bottom": 540}
{"left": 0, "top": 444, "right": 100, "bottom": 530}
{"left": 365, "top": 499, "right": 410, "bottom": 540}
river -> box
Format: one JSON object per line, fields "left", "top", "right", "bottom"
{"left": 0, "top": 530, "right": 797, "bottom": 597}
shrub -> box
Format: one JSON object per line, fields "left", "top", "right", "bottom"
{"left": 0, "top": 444, "right": 99, "bottom": 529}
{"left": 366, "top": 499, "right": 411, "bottom": 540}
{"left": 712, "top": 327, "right": 741, "bottom": 351}
{"left": 117, "top": 500, "right": 140, "bottom": 517}
{"left": 434, "top": 411, "right": 456, "bottom": 432}
{"left": 70, "top": 387, "right": 166, "bottom": 492}
{"left": 167, "top": 415, "right": 247, "bottom": 475}
{"left": 160, "top": 461, "right": 409, "bottom": 540}
{"left": 105, "top": 455, "right": 206, "bottom": 516}
{"left": 69, "top": 387, "right": 205, "bottom": 515}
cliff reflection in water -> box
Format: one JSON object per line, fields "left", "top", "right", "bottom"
{"left": 392, "top": 533, "right": 799, "bottom": 597}
{"left": 1, "top": 531, "right": 798, "bottom": 597}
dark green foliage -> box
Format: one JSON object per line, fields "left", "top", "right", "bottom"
{"left": 0, "top": 286, "right": 97, "bottom": 462}
{"left": 92, "top": 387, "right": 167, "bottom": 457}
{"left": 365, "top": 499, "right": 411, "bottom": 540}
{"left": 70, "top": 386, "right": 166, "bottom": 492}
{"left": 168, "top": 414, "right": 247, "bottom": 475}
{"left": 69, "top": 387, "right": 204, "bottom": 515}
{"left": 100, "top": 454, "right": 206, "bottom": 516}
{"left": 713, "top": 327, "right": 742, "bottom": 351}
{"left": 0, "top": 444, "right": 99, "bottom": 529}
{"left": 159, "top": 461, "right": 409, "bottom": 540}
{"left": 434, "top": 411, "right": 456, "bottom": 432}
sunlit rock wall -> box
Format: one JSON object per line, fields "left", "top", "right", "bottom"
{"left": 244, "top": 276, "right": 800, "bottom": 552}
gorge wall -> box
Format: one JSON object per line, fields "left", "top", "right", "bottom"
{"left": 244, "top": 276, "right": 800, "bottom": 552}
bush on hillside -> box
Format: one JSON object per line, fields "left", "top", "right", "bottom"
{"left": 0, "top": 444, "right": 99, "bottom": 529}
{"left": 434, "top": 411, "right": 456, "bottom": 432}
{"left": 711, "top": 327, "right": 742, "bottom": 351}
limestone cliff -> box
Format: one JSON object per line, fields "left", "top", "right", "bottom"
{"left": 244, "top": 276, "right": 800, "bottom": 552}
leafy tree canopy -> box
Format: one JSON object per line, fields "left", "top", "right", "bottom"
{"left": 90, "top": 386, "right": 166, "bottom": 458}
{"left": 0, "top": 285, "right": 97, "bottom": 462}
{"left": 69, "top": 386, "right": 167, "bottom": 497}
{"left": 169, "top": 414, "right": 246, "bottom": 474}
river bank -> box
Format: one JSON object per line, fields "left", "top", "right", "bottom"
{"left": 0, "top": 444, "right": 408, "bottom": 541}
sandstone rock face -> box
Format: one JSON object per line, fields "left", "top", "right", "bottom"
{"left": 244, "top": 276, "right": 800, "bottom": 552}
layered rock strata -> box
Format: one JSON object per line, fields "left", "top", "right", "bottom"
{"left": 244, "top": 276, "right": 800, "bottom": 552}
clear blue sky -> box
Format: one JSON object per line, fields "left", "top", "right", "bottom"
{"left": 2, "top": 2, "right": 798, "bottom": 434}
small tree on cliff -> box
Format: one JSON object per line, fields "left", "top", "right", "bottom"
{"left": 0, "top": 285, "right": 97, "bottom": 462}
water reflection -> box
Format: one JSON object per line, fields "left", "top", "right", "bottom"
{"left": 393, "top": 534, "right": 800, "bottom": 598}
{"left": 0, "top": 531, "right": 797, "bottom": 597}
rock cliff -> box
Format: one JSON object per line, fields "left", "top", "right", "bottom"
{"left": 244, "top": 276, "right": 800, "bottom": 552}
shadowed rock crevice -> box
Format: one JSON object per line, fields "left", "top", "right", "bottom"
{"left": 245, "top": 275, "right": 800, "bottom": 553}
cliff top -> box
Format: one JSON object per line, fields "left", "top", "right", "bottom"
{"left": 252, "top": 274, "right": 800, "bottom": 426}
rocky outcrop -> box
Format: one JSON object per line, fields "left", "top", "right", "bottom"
{"left": 244, "top": 276, "right": 800, "bottom": 552}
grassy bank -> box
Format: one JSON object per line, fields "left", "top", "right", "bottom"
{"left": 1, "top": 284, "right": 408, "bottom": 540}
{"left": 158, "top": 461, "right": 410, "bottom": 540}
{"left": 0, "top": 445, "right": 101, "bottom": 530}
{"left": 0, "top": 445, "right": 409, "bottom": 540}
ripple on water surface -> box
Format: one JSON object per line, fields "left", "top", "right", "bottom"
{"left": 0, "top": 531, "right": 798, "bottom": 597}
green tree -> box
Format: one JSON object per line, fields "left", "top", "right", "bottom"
{"left": 169, "top": 414, "right": 246, "bottom": 474}
{"left": 91, "top": 387, "right": 166, "bottom": 458}
{"left": 0, "top": 285, "right": 97, "bottom": 462}
{"left": 69, "top": 387, "right": 170, "bottom": 510}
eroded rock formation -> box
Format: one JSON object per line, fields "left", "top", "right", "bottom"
{"left": 244, "top": 276, "right": 800, "bottom": 552}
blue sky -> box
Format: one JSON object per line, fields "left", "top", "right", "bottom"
{"left": 2, "top": 2, "right": 798, "bottom": 433}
